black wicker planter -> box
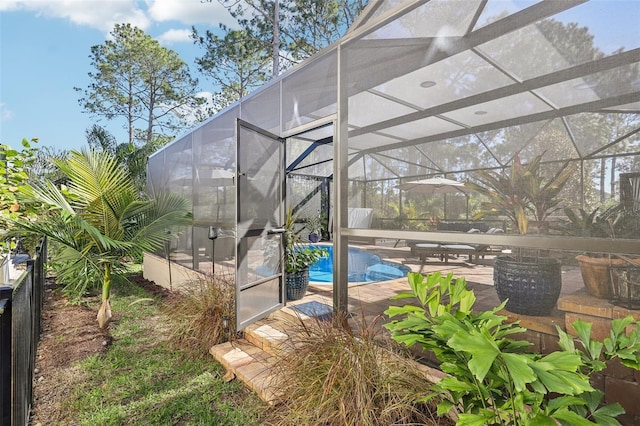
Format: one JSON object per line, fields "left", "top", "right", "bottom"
{"left": 494, "top": 256, "right": 562, "bottom": 316}
{"left": 286, "top": 268, "right": 310, "bottom": 301}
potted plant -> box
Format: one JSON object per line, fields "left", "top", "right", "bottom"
{"left": 561, "top": 204, "right": 640, "bottom": 300}
{"left": 305, "top": 213, "right": 323, "bottom": 243}
{"left": 284, "top": 209, "right": 327, "bottom": 300}
{"left": 466, "top": 153, "right": 575, "bottom": 316}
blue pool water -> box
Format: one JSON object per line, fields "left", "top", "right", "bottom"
{"left": 308, "top": 245, "right": 410, "bottom": 283}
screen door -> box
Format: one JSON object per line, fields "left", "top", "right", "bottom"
{"left": 235, "top": 119, "right": 285, "bottom": 330}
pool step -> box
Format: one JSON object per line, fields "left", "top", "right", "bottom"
{"left": 366, "top": 263, "right": 408, "bottom": 281}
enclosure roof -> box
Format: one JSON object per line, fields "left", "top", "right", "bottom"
{"left": 326, "top": 0, "right": 640, "bottom": 181}
{"left": 152, "top": 0, "right": 639, "bottom": 183}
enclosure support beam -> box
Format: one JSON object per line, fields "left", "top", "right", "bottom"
{"left": 333, "top": 44, "right": 349, "bottom": 318}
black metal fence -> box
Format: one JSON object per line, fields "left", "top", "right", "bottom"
{"left": 0, "top": 238, "right": 47, "bottom": 426}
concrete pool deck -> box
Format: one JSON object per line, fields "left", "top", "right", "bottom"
{"left": 301, "top": 243, "right": 584, "bottom": 333}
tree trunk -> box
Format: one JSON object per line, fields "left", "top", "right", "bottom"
{"left": 272, "top": 0, "right": 280, "bottom": 76}
{"left": 600, "top": 157, "right": 605, "bottom": 202}
{"left": 147, "top": 93, "right": 155, "bottom": 145}
{"left": 97, "top": 263, "right": 113, "bottom": 329}
{"left": 128, "top": 79, "right": 135, "bottom": 146}
{"left": 610, "top": 156, "right": 617, "bottom": 201}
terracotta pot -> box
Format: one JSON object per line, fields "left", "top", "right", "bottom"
{"left": 575, "top": 255, "right": 627, "bottom": 299}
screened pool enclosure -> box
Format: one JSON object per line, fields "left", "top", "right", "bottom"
{"left": 146, "top": 0, "right": 640, "bottom": 330}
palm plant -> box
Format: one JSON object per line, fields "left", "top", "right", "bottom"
{"left": 13, "top": 149, "right": 191, "bottom": 328}
{"left": 561, "top": 204, "right": 639, "bottom": 240}
{"left": 466, "top": 153, "right": 576, "bottom": 315}
{"left": 304, "top": 213, "right": 323, "bottom": 237}
{"left": 467, "top": 153, "right": 575, "bottom": 236}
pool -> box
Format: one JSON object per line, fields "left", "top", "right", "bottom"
{"left": 307, "top": 245, "right": 410, "bottom": 283}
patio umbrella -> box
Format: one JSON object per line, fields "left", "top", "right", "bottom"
{"left": 396, "top": 177, "right": 473, "bottom": 219}
{"left": 395, "top": 177, "right": 472, "bottom": 195}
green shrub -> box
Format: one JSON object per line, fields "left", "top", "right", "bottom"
{"left": 385, "top": 272, "right": 640, "bottom": 426}
{"left": 0, "top": 138, "right": 41, "bottom": 256}
{"left": 284, "top": 208, "right": 327, "bottom": 274}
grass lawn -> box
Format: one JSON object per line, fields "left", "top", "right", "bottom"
{"left": 38, "top": 275, "right": 268, "bottom": 425}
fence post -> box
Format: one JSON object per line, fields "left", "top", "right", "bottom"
{"left": 26, "top": 258, "right": 37, "bottom": 420}
{"left": 0, "top": 285, "right": 12, "bottom": 426}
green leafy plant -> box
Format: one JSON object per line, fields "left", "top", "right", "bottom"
{"left": 285, "top": 208, "right": 326, "bottom": 274}
{"left": 304, "top": 212, "right": 323, "bottom": 236}
{"left": 561, "top": 205, "right": 639, "bottom": 240}
{"left": 0, "top": 138, "right": 41, "bottom": 256}
{"left": 559, "top": 205, "right": 640, "bottom": 300}
{"left": 561, "top": 206, "right": 610, "bottom": 238}
{"left": 286, "top": 246, "right": 326, "bottom": 274}
{"left": 384, "top": 272, "right": 640, "bottom": 426}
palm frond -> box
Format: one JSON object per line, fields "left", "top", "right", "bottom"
{"left": 56, "top": 149, "right": 135, "bottom": 203}
{"left": 57, "top": 150, "right": 138, "bottom": 235}
{"left": 22, "top": 180, "right": 76, "bottom": 217}
{"left": 11, "top": 149, "right": 191, "bottom": 307}
{"left": 124, "top": 192, "right": 192, "bottom": 254}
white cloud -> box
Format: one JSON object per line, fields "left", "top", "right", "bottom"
{"left": 0, "top": 103, "right": 14, "bottom": 121}
{"left": 0, "top": 0, "right": 21, "bottom": 11}
{"left": 195, "top": 91, "right": 214, "bottom": 102}
{"left": 0, "top": 0, "right": 236, "bottom": 36}
{"left": 156, "top": 28, "right": 192, "bottom": 45}
{"left": 147, "top": 0, "right": 236, "bottom": 27}
{"left": 0, "top": 0, "right": 150, "bottom": 33}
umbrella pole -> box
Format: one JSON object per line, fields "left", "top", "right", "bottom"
{"left": 466, "top": 195, "right": 469, "bottom": 220}
{"left": 444, "top": 193, "right": 447, "bottom": 220}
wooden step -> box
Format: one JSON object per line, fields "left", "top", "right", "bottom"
{"left": 210, "top": 303, "right": 315, "bottom": 404}
{"left": 210, "top": 295, "right": 446, "bottom": 406}
{"left": 209, "top": 338, "right": 280, "bottom": 404}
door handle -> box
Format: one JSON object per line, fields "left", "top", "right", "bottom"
{"left": 267, "top": 228, "right": 286, "bottom": 234}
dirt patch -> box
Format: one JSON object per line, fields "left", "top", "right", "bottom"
{"left": 31, "top": 274, "right": 173, "bottom": 425}
{"left": 31, "top": 279, "right": 110, "bottom": 425}
{"left": 36, "top": 283, "right": 110, "bottom": 371}
{"left": 129, "top": 273, "right": 175, "bottom": 300}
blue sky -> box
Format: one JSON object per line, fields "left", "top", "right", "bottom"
{"left": 0, "top": 0, "right": 236, "bottom": 152}
{"left": 1, "top": 1, "right": 639, "bottom": 153}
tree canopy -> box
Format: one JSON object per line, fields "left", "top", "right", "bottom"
{"left": 195, "top": 0, "right": 368, "bottom": 110}
{"left": 76, "top": 23, "right": 204, "bottom": 147}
